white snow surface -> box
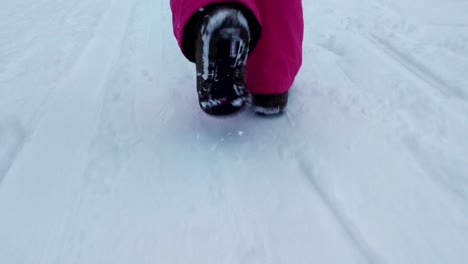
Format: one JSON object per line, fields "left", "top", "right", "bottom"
{"left": 0, "top": 0, "right": 467, "bottom": 263}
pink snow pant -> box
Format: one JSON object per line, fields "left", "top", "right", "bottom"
{"left": 170, "top": 0, "right": 304, "bottom": 94}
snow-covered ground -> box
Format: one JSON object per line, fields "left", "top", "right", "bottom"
{"left": 1, "top": 0, "right": 467, "bottom": 263}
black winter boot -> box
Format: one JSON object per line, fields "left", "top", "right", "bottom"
{"left": 195, "top": 6, "right": 251, "bottom": 116}
{"left": 252, "top": 92, "right": 289, "bottom": 116}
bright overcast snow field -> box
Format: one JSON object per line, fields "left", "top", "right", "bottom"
{"left": 0, "top": 0, "right": 467, "bottom": 263}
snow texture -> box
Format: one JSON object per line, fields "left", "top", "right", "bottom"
{"left": 0, "top": 0, "right": 467, "bottom": 263}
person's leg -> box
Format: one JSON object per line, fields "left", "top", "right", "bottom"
{"left": 170, "top": 0, "right": 262, "bottom": 115}
{"left": 170, "top": 0, "right": 303, "bottom": 116}
{"left": 247, "top": 0, "right": 304, "bottom": 114}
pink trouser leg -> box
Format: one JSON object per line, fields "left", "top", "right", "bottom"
{"left": 170, "top": 0, "right": 303, "bottom": 95}
{"left": 246, "top": 0, "right": 303, "bottom": 94}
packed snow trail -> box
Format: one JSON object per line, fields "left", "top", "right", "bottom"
{"left": 1, "top": 0, "right": 467, "bottom": 263}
